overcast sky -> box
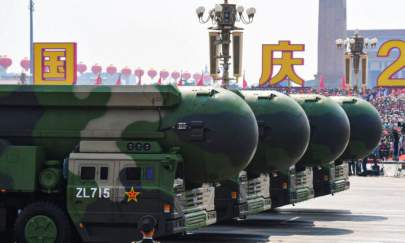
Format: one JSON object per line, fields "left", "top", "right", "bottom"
{"left": 1, "top": 0, "right": 404, "bottom": 84}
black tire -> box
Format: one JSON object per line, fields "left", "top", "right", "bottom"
{"left": 3, "top": 207, "right": 17, "bottom": 242}
{"left": 15, "top": 202, "right": 71, "bottom": 243}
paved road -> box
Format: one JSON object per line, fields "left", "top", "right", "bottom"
{"left": 164, "top": 176, "right": 405, "bottom": 243}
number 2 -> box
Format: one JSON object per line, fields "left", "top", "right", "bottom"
{"left": 377, "top": 40, "right": 405, "bottom": 87}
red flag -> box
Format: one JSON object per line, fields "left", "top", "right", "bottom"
{"left": 197, "top": 73, "right": 204, "bottom": 86}
{"left": 340, "top": 76, "right": 346, "bottom": 90}
{"left": 242, "top": 73, "right": 248, "bottom": 90}
{"left": 95, "top": 74, "right": 102, "bottom": 85}
{"left": 115, "top": 74, "right": 122, "bottom": 85}
{"left": 319, "top": 75, "right": 325, "bottom": 91}
{"left": 178, "top": 79, "right": 183, "bottom": 86}
{"left": 157, "top": 77, "right": 162, "bottom": 85}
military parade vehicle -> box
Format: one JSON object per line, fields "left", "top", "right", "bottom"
{"left": 0, "top": 84, "right": 259, "bottom": 243}
{"left": 316, "top": 96, "right": 382, "bottom": 196}
{"left": 215, "top": 90, "right": 311, "bottom": 219}
{"left": 288, "top": 94, "right": 351, "bottom": 206}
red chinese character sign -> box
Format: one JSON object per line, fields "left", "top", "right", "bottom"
{"left": 34, "top": 43, "right": 77, "bottom": 85}
{"left": 259, "top": 41, "right": 305, "bottom": 87}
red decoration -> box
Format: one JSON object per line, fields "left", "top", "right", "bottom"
{"left": 340, "top": 76, "right": 346, "bottom": 90}
{"left": 115, "top": 74, "right": 122, "bottom": 85}
{"left": 319, "top": 75, "right": 326, "bottom": 91}
{"left": 95, "top": 74, "right": 102, "bottom": 85}
{"left": 147, "top": 69, "right": 157, "bottom": 79}
{"left": 193, "top": 73, "right": 202, "bottom": 82}
{"left": 160, "top": 70, "right": 169, "bottom": 80}
{"left": 77, "top": 62, "right": 87, "bottom": 74}
{"left": 0, "top": 56, "right": 12, "bottom": 70}
{"left": 91, "top": 64, "right": 102, "bottom": 75}
{"left": 242, "top": 77, "right": 248, "bottom": 90}
{"left": 134, "top": 68, "right": 144, "bottom": 77}
{"left": 20, "top": 57, "right": 30, "bottom": 71}
{"left": 197, "top": 73, "right": 204, "bottom": 86}
{"left": 135, "top": 68, "right": 144, "bottom": 85}
{"left": 171, "top": 71, "right": 180, "bottom": 81}
{"left": 182, "top": 72, "right": 191, "bottom": 81}
{"left": 106, "top": 65, "right": 117, "bottom": 75}
{"left": 121, "top": 67, "right": 132, "bottom": 76}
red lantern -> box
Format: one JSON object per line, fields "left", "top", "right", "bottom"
{"left": 0, "top": 55, "right": 12, "bottom": 70}
{"left": 106, "top": 65, "right": 117, "bottom": 75}
{"left": 20, "top": 57, "right": 30, "bottom": 71}
{"left": 77, "top": 62, "right": 87, "bottom": 74}
{"left": 135, "top": 68, "right": 145, "bottom": 85}
{"left": 91, "top": 64, "right": 102, "bottom": 75}
{"left": 147, "top": 69, "right": 157, "bottom": 79}
{"left": 193, "top": 73, "right": 202, "bottom": 81}
{"left": 182, "top": 72, "right": 191, "bottom": 81}
{"left": 171, "top": 71, "right": 180, "bottom": 81}
{"left": 121, "top": 67, "right": 132, "bottom": 76}
{"left": 160, "top": 70, "right": 169, "bottom": 80}
{"left": 134, "top": 68, "right": 145, "bottom": 78}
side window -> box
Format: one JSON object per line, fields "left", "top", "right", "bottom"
{"left": 125, "top": 167, "right": 142, "bottom": 181}
{"left": 100, "top": 167, "right": 109, "bottom": 180}
{"left": 81, "top": 167, "right": 96, "bottom": 180}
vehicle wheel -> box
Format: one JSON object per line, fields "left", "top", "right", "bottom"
{"left": 4, "top": 207, "right": 17, "bottom": 242}
{"left": 15, "top": 202, "right": 71, "bottom": 243}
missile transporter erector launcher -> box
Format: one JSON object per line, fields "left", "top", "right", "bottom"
{"left": 323, "top": 96, "right": 382, "bottom": 195}
{"left": 0, "top": 85, "right": 259, "bottom": 243}
{"left": 215, "top": 90, "right": 311, "bottom": 219}
{"left": 289, "top": 94, "right": 351, "bottom": 205}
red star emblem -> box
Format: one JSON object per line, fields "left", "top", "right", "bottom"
{"left": 125, "top": 187, "right": 140, "bottom": 203}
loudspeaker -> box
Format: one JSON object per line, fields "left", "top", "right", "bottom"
{"left": 232, "top": 32, "right": 243, "bottom": 78}
{"left": 209, "top": 32, "right": 220, "bottom": 77}
{"left": 361, "top": 55, "right": 368, "bottom": 87}
{"left": 345, "top": 54, "right": 351, "bottom": 89}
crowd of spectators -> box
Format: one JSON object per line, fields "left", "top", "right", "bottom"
{"left": 365, "top": 88, "right": 405, "bottom": 162}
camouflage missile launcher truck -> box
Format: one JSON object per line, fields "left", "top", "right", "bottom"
{"left": 321, "top": 96, "right": 382, "bottom": 195}
{"left": 291, "top": 94, "right": 351, "bottom": 201}
{"left": 215, "top": 90, "right": 310, "bottom": 220}
{"left": 0, "top": 85, "right": 259, "bottom": 243}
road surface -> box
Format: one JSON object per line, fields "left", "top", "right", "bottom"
{"left": 164, "top": 176, "right": 405, "bottom": 243}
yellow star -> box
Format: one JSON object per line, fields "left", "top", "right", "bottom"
{"left": 125, "top": 187, "right": 140, "bottom": 203}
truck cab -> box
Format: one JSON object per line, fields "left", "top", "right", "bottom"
{"left": 66, "top": 141, "right": 185, "bottom": 242}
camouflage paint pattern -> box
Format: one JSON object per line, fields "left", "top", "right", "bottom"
{"left": 0, "top": 84, "right": 259, "bottom": 241}
{"left": 291, "top": 94, "right": 350, "bottom": 167}
{"left": 240, "top": 90, "right": 311, "bottom": 175}
{"left": 0, "top": 85, "right": 258, "bottom": 184}
{"left": 330, "top": 96, "right": 382, "bottom": 160}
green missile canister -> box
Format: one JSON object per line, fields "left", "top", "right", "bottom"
{"left": 291, "top": 94, "right": 350, "bottom": 167}
{"left": 240, "top": 90, "right": 310, "bottom": 175}
{"left": 330, "top": 96, "right": 382, "bottom": 160}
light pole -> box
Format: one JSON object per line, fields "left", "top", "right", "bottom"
{"left": 196, "top": 1, "right": 256, "bottom": 88}
{"left": 336, "top": 31, "right": 377, "bottom": 94}
{"left": 29, "top": 0, "right": 35, "bottom": 84}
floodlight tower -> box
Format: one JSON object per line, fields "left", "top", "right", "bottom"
{"left": 196, "top": 0, "right": 256, "bottom": 88}
{"left": 336, "top": 31, "right": 378, "bottom": 94}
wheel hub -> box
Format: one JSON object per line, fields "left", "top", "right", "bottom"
{"left": 24, "top": 215, "right": 57, "bottom": 243}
